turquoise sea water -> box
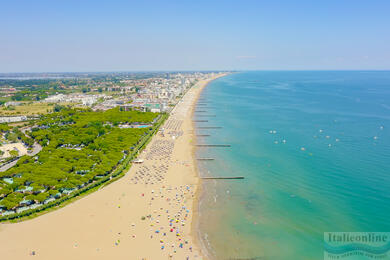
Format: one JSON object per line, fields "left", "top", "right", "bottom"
{"left": 195, "top": 71, "right": 390, "bottom": 260}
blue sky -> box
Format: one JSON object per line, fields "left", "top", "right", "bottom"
{"left": 1, "top": 0, "right": 390, "bottom": 72}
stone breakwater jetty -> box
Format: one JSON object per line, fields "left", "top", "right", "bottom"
{"left": 195, "top": 144, "right": 231, "bottom": 147}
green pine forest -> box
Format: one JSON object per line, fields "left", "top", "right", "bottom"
{"left": 0, "top": 107, "right": 159, "bottom": 213}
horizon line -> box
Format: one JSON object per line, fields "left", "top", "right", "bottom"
{"left": 1, "top": 69, "right": 390, "bottom": 75}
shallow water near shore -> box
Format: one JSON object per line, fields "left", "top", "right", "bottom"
{"left": 195, "top": 71, "right": 390, "bottom": 260}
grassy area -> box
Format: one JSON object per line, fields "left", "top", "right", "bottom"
{"left": 0, "top": 102, "right": 53, "bottom": 116}
{"left": 0, "top": 102, "right": 73, "bottom": 116}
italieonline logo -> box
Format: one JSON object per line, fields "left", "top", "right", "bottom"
{"left": 324, "top": 232, "right": 390, "bottom": 259}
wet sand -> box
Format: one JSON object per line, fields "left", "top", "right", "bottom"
{"left": 0, "top": 75, "right": 224, "bottom": 260}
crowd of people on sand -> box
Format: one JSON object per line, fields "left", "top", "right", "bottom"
{"left": 165, "top": 119, "right": 183, "bottom": 131}
{"left": 29, "top": 181, "right": 200, "bottom": 259}
{"left": 163, "top": 119, "right": 185, "bottom": 140}
{"left": 136, "top": 184, "right": 200, "bottom": 259}
{"left": 167, "top": 130, "right": 184, "bottom": 139}
{"left": 144, "top": 140, "right": 175, "bottom": 161}
{"left": 130, "top": 90, "right": 202, "bottom": 259}
{"left": 130, "top": 164, "right": 169, "bottom": 184}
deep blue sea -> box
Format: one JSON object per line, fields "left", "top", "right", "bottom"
{"left": 195, "top": 71, "right": 390, "bottom": 260}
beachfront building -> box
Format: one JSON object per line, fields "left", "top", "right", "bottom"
{"left": 4, "top": 101, "right": 23, "bottom": 107}
{"left": 119, "top": 102, "right": 166, "bottom": 113}
{"left": 0, "top": 116, "right": 28, "bottom": 123}
{"left": 44, "top": 93, "right": 105, "bottom": 107}
{"left": 44, "top": 94, "right": 66, "bottom": 103}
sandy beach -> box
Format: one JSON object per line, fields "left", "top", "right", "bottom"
{"left": 0, "top": 75, "right": 223, "bottom": 260}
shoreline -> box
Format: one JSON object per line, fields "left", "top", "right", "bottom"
{"left": 0, "top": 74, "right": 226, "bottom": 260}
{"left": 190, "top": 73, "right": 227, "bottom": 260}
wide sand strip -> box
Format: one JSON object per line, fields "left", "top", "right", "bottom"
{"left": 0, "top": 75, "right": 223, "bottom": 260}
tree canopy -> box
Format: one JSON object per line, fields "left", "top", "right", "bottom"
{"left": 0, "top": 108, "right": 158, "bottom": 211}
